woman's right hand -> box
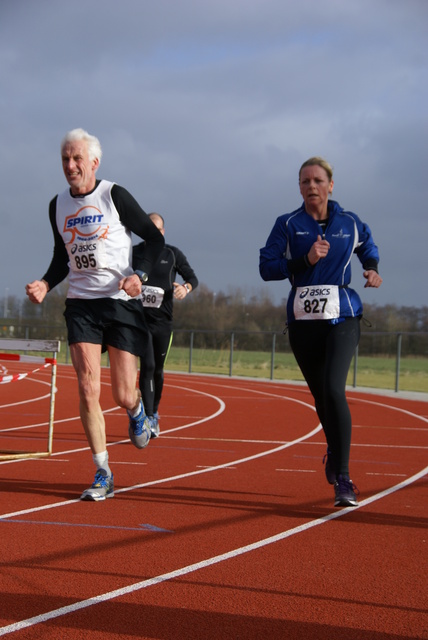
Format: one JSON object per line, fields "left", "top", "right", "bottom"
{"left": 307, "top": 235, "right": 330, "bottom": 265}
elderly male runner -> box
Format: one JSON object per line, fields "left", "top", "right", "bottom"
{"left": 26, "top": 128, "right": 164, "bottom": 501}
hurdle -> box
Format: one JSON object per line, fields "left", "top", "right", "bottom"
{"left": 0, "top": 338, "right": 60, "bottom": 460}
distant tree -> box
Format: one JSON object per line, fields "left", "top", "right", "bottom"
{"left": 1, "top": 281, "right": 68, "bottom": 339}
{"left": 1, "top": 285, "right": 427, "bottom": 343}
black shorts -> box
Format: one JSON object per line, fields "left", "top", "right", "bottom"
{"left": 64, "top": 298, "right": 149, "bottom": 357}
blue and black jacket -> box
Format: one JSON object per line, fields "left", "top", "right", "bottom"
{"left": 259, "top": 200, "right": 380, "bottom": 323}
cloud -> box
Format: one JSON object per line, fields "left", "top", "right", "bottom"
{"left": 0, "top": 0, "right": 427, "bottom": 310}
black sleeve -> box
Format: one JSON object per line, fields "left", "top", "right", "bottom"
{"left": 132, "top": 240, "right": 145, "bottom": 271}
{"left": 362, "top": 257, "right": 379, "bottom": 273}
{"left": 286, "top": 254, "right": 312, "bottom": 275}
{"left": 172, "top": 246, "right": 199, "bottom": 290}
{"left": 41, "top": 196, "right": 70, "bottom": 290}
{"left": 111, "top": 184, "right": 164, "bottom": 275}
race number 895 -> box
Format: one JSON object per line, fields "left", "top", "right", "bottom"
{"left": 75, "top": 254, "right": 96, "bottom": 269}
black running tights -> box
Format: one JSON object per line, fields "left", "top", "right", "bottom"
{"left": 138, "top": 321, "right": 172, "bottom": 416}
{"left": 288, "top": 317, "right": 360, "bottom": 477}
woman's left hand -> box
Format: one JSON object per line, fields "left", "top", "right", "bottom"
{"left": 363, "top": 270, "right": 383, "bottom": 288}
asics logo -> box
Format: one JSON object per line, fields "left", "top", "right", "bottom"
{"left": 299, "top": 287, "right": 331, "bottom": 298}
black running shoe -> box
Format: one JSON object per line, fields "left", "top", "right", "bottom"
{"left": 334, "top": 474, "right": 359, "bottom": 507}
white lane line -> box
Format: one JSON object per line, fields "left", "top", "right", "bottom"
{"left": 352, "top": 396, "right": 428, "bottom": 424}
{"left": 0, "top": 404, "right": 123, "bottom": 435}
{"left": 2, "top": 379, "right": 426, "bottom": 516}
{"left": 196, "top": 465, "right": 237, "bottom": 470}
{"left": 0, "top": 422, "right": 322, "bottom": 520}
{"left": 0, "top": 465, "right": 426, "bottom": 637}
{"left": 0, "top": 391, "right": 52, "bottom": 411}
{"left": 0, "top": 377, "right": 426, "bottom": 634}
{"left": 0, "top": 383, "right": 224, "bottom": 437}
{"left": 366, "top": 472, "right": 407, "bottom": 477}
{"left": 276, "top": 468, "right": 316, "bottom": 474}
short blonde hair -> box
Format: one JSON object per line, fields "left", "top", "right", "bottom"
{"left": 299, "top": 157, "right": 333, "bottom": 182}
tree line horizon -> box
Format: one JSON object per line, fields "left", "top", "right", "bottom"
{"left": 1, "top": 282, "right": 427, "bottom": 336}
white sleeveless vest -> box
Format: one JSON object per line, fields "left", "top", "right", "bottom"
{"left": 56, "top": 180, "right": 133, "bottom": 299}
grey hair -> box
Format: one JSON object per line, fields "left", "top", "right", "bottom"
{"left": 60, "top": 128, "right": 102, "bottom": 163}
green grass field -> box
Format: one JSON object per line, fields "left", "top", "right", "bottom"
{"left": 8, "top": 344, "right": 427, "bottom": 394}
{"left": 166, "top": 346, "right": 428, "bottom": 393}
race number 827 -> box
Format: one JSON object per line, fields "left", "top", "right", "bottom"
{"left": 304, "top": 297, "right": 328, "bottom": 314}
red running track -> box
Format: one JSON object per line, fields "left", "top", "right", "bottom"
{"left": 0, "top": 364, "right": 427, "bottom": 639}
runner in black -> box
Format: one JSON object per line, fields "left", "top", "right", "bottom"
{"left": 133, "top": 213, "right": 199, "bottom": 437}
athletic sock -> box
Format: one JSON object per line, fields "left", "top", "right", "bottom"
{"left": 93, "top": 451, "right": 111, "bottom": 476}
{"left": 128, "top": 400, "right": 143, "bottom": 418}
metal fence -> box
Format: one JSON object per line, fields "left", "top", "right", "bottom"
{"left": 169, "top": 329, "right": 427, "bottom": 393}
{"left": 1, "top": 324, "right": 427, "bottom": 393}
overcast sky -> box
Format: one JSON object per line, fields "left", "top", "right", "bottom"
{"left": 1, "top": 0, "right": 427, "bottom": 311}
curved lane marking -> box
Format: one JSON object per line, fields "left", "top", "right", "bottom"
{"left": 0, "top": 378, "right": 427, "bottom": 635}
{"left": 0, "top": 465, "right": 426, "bottom": 637}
